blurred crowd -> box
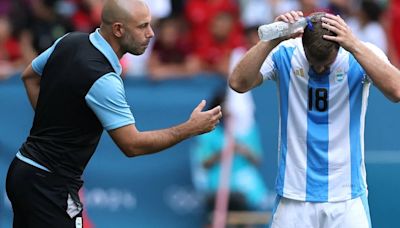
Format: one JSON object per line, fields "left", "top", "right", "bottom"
{"left": 0, "top": 0, "right": 398, "bottom": 81}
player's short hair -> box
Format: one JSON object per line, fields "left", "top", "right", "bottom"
{"left": 302, "top": 12, "right": 340, "bottom": 61}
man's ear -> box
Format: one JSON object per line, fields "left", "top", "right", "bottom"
{"left": 112, "top": 22, "right": 124, "bottom": 38}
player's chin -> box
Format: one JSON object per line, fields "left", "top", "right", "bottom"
{"left": 139, "top": 44, "right": 149, "bottom": 53}
{"left": 129, "top": 48, "right": 146, "bottom": 56}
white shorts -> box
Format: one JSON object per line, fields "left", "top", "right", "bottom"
{"left": 270, "top": 194, "right": 371, "bottom": 228}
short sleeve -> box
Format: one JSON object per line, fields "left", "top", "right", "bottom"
{"left": 260, "top": 46, "right": 279, "bottom": 81}
{"left": 31, "top": 34, "right": 68, "bottom": 76}
{"left": 85, "top": 73, "right": 135, "bottom": 131}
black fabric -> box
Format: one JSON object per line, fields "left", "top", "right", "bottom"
{"left": 19, "top": 32, "right": 114, "bottom": 183}
{"left": 6, "top": 158, "right": 83, "bottom": 228}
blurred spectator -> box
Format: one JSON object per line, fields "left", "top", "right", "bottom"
{"left": 191, "top": 91, "right": 269, "bottom": 226}
{"left": 7, "top": 0, "right": 32, "bottom": 37}
{"left": 184, "top": 0, "right": 244, "bottom": 77}
{"left": 170, "top": 0, "right": 185, "bottom": 16}
{"left": 347, "top": 0, "right": 387, "bottom": 53}
{"left": 227, "top": 25, "right": 261, "bottom": 137}
{"left": 0, "top": 16, "right": 25, "bottom": 79}
{"left": 237, "top": 0, "right": 273, "bottom": 28}
{"left": 386, "top": 0, "right": 400, "bottom": 67}
{"left": 147, "top": 16, "right": 201, "bottom": 80}
{"left": 0, "top": 0, "right": 11, "bottom": 15}
{"left": 70, "top": 0, "right": 104, "bottom": 33}
{"left": 146, "top": 0, "right": 172, "bottom": 20}
{"left": 28, "top": 0, "right": 74, "bottom": 54}
{"left": 272, "top": 0, "right": 323, "bottom": 17}
{"left": 326, "top": 0, "right": 356, "bottom": 19}
{"left": 298, "top": 0, "right": 323, "bottom": 16}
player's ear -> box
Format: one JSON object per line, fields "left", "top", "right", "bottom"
{"left": 112, "top": 22, "right": 124, "bottom": 38}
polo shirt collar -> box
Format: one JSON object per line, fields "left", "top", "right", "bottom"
{"left": 89, "top": 28, "right": 122, "bottom": 75}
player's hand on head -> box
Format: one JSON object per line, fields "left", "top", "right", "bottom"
{"left": 321, "top": 14, "right": 358, "bottom": 52}
{"left": 189, "top": 100, "right": 222, "bottom": 135}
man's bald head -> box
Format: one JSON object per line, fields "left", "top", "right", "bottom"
{"left": 99, "top": 0, "right": 154, "bottom": 58}
{"left": 101, "top": 0, "right": 148, "bottom": 25}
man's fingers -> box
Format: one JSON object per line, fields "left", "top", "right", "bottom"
{"left": 208, "top": 105, "right": 222, "bottom": 124}
{"left": 324, "top": 13, "right": 346, "bottom": 26}
{"left": 276, "top": 15, "right": 289, "bottom": 23}
{"left": 322, "top": 14, "right": 348, "bottom": 32}
{"left": 209, "top": 105, "right": 221, "bottom": 114}
{"left": 194, "top": 100, "right": 206, "bottom": 112}
{"left": 321, "top": 17, "right": 346, "bottom": 32}
{"left": 276, "top": 11, "right": 304, "bottom": 23}
{"left": 285, "top": 12, "right": 295, "bottom": 23}
{"left": 296, "top": 11, "right": 304, "bottom": 17}
{"left": 322, "top": 34, "right": 337, "bottom": 42}
{"left": 322, "top": 22, "right": 340, "bottom": 34}
{"left": 290, "top": 10, "right": 302, "bottom": 21}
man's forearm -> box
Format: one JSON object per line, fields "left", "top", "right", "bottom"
{"left": 352, "top": 41, "right": 400, "bottom": 102}
{"left": 21, "top": 65, "right": 41, "bottom": 110}
{"left": 229, "top": 41, "right": 277, "bottom": 93}
{"left": 122, "top": 122, "right": 195, "bottom": 157}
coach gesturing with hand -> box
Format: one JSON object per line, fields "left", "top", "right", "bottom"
{"left": 6, "top": 0, "right": 221, "bottom": 227}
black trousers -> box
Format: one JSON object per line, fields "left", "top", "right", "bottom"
{"left": 6, "top": 158, "right": 83, "bottom": 228}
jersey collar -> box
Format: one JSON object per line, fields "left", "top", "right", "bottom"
{"left": 89, "top": 28, "right": 122, "bottom": 75}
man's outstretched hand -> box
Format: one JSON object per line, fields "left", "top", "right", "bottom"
{"left": 188, "top": 100, "right": 222, "bottom": 135}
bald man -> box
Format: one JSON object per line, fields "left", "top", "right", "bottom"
{"left": 5, "top": 0, "right": 222, "bottom": 227}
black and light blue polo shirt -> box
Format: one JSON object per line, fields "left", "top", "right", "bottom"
{"left": 19, "top": 29, "right": 135, "bottom": 181}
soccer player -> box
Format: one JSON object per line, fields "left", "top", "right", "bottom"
{"left": 5, "top": 0, "right": 222, "bottom": 227}
{"left": 229, "top": 11, "right": 400, "bottom": 228}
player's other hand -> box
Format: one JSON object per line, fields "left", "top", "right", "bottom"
{"left": 321, "top": 13, "right": 358, "bottom": 53}
{"left": 188, "top": 100, "right": 222, "bottom": 135}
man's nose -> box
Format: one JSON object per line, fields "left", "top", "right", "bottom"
{"left": 146, "top": 27, "right": 154, "bottom": 38}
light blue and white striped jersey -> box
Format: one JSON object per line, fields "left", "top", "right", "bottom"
{"left": 260, "top": 38, "right": 387, "bottom": 202}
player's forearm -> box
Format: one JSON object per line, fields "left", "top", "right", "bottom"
{"left": 21, "top": 65, "right": 41, "bottom": 110}
{"left": 123, "top": 122, "right": 196, "bottom": 157}
{"left": 229, "top": 41, "right": 275, "bottom": 93}
{"left": 352, "top": 41, "right": 400, "bottom": 102}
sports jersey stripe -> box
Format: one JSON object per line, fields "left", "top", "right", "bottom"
{"left": 284, "top": 46, "right": 309, "bottom": 200}
{"left": 273, "top": 45, "right": 296, "bottom": 197}
{"left": 347, "top": 55, "right": 365, "bottom": 198}
{"left": 327, "top": 52, "right": 352, "bottom": 201}
{"left": 305, "top": 69, "right": 330, "bottom": 201}
{"left": 359, "top": 81, "right": 369, "bottom": 194}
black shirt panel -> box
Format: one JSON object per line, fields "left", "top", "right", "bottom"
{"left": 20, "top": 32, "right": 115, "bottom": 181}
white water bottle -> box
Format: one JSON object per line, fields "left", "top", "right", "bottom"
{"left": 258, "top": 17, "right": 308, "bottom": 41}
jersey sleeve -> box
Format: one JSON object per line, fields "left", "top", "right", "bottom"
{"left": 31, "top": 34, "right": 68, "bottom": 76}
{"left": 85, "top": 73, "right": 135, "bottom": 131}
